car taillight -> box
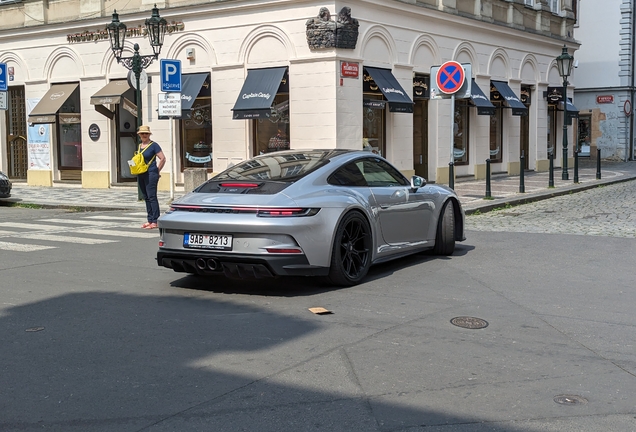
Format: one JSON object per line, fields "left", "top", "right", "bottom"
{"left": 265, "top": 248, "right": 303, "bottom": 254}
{"left": 257, "top": 208, "right": 320, "bottom": 217}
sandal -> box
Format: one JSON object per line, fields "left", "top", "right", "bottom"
{"left": 141, "top": 222, "right": 152, "bottom": 229}
{"left": 148, "top": 223, "right": 158, "bottom": 229}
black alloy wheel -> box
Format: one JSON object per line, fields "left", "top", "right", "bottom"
{"left": 329, "top": 211, "right": 372, "bottom": 286}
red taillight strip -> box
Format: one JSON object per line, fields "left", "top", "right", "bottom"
{"left": 221, "top": 183, "right": 260, "bottom": 188}
{"left": 168, "top": 206, "right": 319, "bottom": 217}
{"left": 265, "top": 248, "right": 303, "bottom": 254}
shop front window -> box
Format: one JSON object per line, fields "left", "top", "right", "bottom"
{"left": 58, "top": 86, "right": 82, "bottom": 170}
{"left": 363, "top": 95, "right": 386, "bottom": 156}
{"left": 489, "top": 101, "right": 503, "bottom": 162}
{"left": 254, "top": 94, "right": 290, "bottom": 155}
{"left": 578, "top": 115, "right": 591, "bottom": 157}
{"left": 180, "top": 74, "right": 212, "bottom": 169}
{"left": 454, "top": 100, "right": 469, "bottom": 165}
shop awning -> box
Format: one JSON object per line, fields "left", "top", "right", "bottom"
{"left": 28, "top": 83, "right": 79, "bottom": 124}
{"left": 232, "top": 67, "right": 287, "bottom": 119}
{"left": 491, "top": 81, "right": 527, "bottom": 116}
{"left": 90, "top": 80, "right": 132, "bottom": 119}
{"left": 469, "top": 79, "right": 496, "bottom": 116}
{"left": 181, "top": 73, "right": 209, "bottom": 112}
{"left": 364, "top": 67, "right": 413, "bottom": 113}
{"left": 558, "top": 99, "right": 579, "bottom": 125}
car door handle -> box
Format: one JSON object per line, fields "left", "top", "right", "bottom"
{"left": 380, "top": 204, "right": 390, "bottom": 209}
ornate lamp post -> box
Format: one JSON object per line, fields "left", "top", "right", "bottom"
{"left": 106, "top": 5, "right": 167, "bottom": 131}
{"left": 556, "top": 45, "right": 574, "bottom": 181}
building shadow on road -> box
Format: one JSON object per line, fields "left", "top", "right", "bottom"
{"left": 0, "top": 289, "right": 545, "bottom": 432}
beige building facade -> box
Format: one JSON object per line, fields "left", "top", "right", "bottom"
{"left": 0, "top": 0, "right": 578, "bottom": 190}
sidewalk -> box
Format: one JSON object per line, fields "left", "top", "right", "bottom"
{"left": 3, "top": 159, "right": 636, "bottom": 214}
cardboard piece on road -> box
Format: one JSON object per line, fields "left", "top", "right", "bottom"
{"left": 308, "top": 307, "right": 333, "bottom": 315}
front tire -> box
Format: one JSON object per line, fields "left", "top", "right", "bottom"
{"left": 432, "top": 201, "right": 455, "bottom": 255}
{"left": 328, "top": 211, "right": 372, "bottom": 286}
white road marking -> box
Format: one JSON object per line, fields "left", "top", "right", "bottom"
{"left": 75, "top": 228, "right": 158, "bottom": 238}
{"left": 82, "top": 216, "right": 145, "bottom": 221}
{"left": 19, "top": 234, "right": 118, "bottom": 245}
{"left": 39, "top": 219, "right": 119, "bottom": 226}
{"left": 0, "top": 241, "right": 56, "bottom": 252}
{"left": 0, "top": 222, "right": 62, "bottom": 231}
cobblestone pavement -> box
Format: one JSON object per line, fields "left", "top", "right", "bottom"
{"left": 466, "top": 180, "right": 636, "bottom": 238}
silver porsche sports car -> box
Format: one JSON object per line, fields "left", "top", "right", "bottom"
{"left": 157, "top": 149, "right": 465, "bottom": 286}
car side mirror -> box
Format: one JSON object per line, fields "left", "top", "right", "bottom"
{"left": 410, "top": 175, "right": 426, "bottom": 191}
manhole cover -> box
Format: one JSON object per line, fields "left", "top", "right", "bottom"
{"left": 554, "top": 394, "right": 588, "bottom": 405}
{"left": 450, "top": 316, "right": 488, "bottom": 329}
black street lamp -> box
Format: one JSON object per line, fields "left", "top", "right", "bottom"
{"left": 106, "top": 5, "right": 167, "bottom": 130}
{"left": 556, "top": 45, "right": 574, "bottom": 181}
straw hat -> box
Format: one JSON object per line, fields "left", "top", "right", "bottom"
{"left": 137, "top": 125, "right": 152, "bottom": 135}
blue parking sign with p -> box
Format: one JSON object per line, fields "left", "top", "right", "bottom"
{"left": 160, "top": 59, "right": 181, "bottom": 92}
{"left": 0, "top": 63, "right": 7, "bottom": 91}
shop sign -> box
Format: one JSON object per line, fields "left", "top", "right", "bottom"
{"left": 0, "top": 91, "right": 6, "bottom": 110}
{"left": 88, "top": 123, "right": 100, "bottom": 141}
{"left": 363, "top": 99, "right": 385, "bottom": 109}
{"left": 596, "top": 95, "right": 614, "bottom": 104}
{"left": 341, "top": 61, "right": 359, "bottom": 78}
{"left": 67, "top": 22, "right": 185, "bottom": 43}
{"left": 185, "top": 152, "right": 212, "bottom": 163}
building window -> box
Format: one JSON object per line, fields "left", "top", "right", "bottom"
{"left": 57, "top": 86, "right": 82, "bottom": 170}
{"left": 489, "top": 101, "right": 503, "bottom": 162}
{"left": 524, "top": 0, "right": 534, "bottom": 6}
{"left": 363, "top": 94, "right": 386, "bottom": 157}
{"left": 454, "top": 100, "right": 469, "bottom": 165}
{"left": 549, "top": 0, "right": 560, "bottom": 14}
{"left": 254, "top": 94, "right": 290, "bottom": 155}
{"left": 577, "top": 115, "right": 591, "bottom": 157}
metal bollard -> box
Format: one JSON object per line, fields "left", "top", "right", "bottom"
{"left": 596, "top": 148, "right": 601, "bottom": 179}
{"left": 548, "top": 151, "right": 554, "bottom": 187}
{"left": 519, "top": 151, "right": 525, "bottom": 193}
{"left": 449, "top": 161, "right": 454, "bottom": 190}
{"left": 574, "top": 147, "right": 579, "bottom": 183}
{"left": 485, "top": 159, "right": 492, "bottom": 198}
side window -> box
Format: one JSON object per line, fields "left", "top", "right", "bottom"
{"left": 328, "top": 163, "right": 368, "bottom": 186}
{"left": 355, "top": 158, "right": 408, "bottom": 187}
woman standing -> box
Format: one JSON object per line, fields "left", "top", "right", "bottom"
{"left": 136, "top": 125, "right": 166, "bottom": 229}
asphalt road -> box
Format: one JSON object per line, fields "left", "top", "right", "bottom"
{"left": 0, "top": 186, "right": 635, "bottom": 431}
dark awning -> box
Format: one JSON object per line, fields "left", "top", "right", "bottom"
{"left": 28, "top": 83, "right": 79, "bottom": 124}
{"left": 181, "top": 73, "right": 209, "bottom": 112}
{"left": 90, "top": 80, "right": 130, "bottom": 105}
{"left": 469, "top": 79, "right": 496, "bottom": 116}
{"left": 232, "top": 67, "right": 287, "bottom": 119}
{"left": 558, "top": 99, "right": 579, "bottom": 125}
{"left": 90, "top": 80, "right": 131, "bottom": 119}
{"left": 491, "top": 81, "right": 527, "bottom": 116}
{"left": 364, "top": 67, "right": 413, "bottom": 113}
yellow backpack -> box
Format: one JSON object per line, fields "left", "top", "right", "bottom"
{"left": 129, "top": 144, "right": 156, "bottom": 175}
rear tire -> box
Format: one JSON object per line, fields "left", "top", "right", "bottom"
{"left": 328, "top": 211, "right": 372, "bottom": 286}
{"left": 432, "top": 201, "right": 455, "bottom": 255}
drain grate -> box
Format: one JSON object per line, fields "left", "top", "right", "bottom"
{"left": 554, "top": 394, "right": 588, "bottom": 405}
{"left": 450, "top": 316, "right": 488, "bottom": 329}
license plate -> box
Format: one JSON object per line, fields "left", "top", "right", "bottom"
{"left": 184, "top": 233, "right": 233, "bottom": 251}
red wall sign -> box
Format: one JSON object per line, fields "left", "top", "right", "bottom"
{"left": 341, "top": 62, "right": 359, "bottom": 78}
{"left": 597, "top": 95, "right": 614, "bottom": 104}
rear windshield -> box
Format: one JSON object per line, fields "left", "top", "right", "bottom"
{"left": 213, "top": 150, "right": 346, "bottom": 182}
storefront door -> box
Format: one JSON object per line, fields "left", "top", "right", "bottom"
{"left": 116, "top": 98, "right": 138, "bottom": 182}
{"left": 413, "top": 99, "right": 428, "bottom": 178}
{"left": 5, "top": 86, "right": 27, "bottom": 179}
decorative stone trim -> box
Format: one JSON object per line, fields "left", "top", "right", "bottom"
{"left": 306, "top": 7, "right": 359, "bottom": 50}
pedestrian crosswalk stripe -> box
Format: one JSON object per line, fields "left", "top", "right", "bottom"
{"left": 19, "top": 234, "right": 118, "bottom": 245}
{"left": 0, "top": 241, "right": 56, "bottom": 252}
{"left": 0, "top": 222, "right": 62, "bottom": 231}
{"left": 83, "top": 216, "right": 145, "bottom": 221}
{"left": 39, "top": 219, "right": 121, "bottom": 226}
{"left": 76, "top": 228, "right": 158, "bottom": 238}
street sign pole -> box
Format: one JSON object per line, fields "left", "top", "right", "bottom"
{"left": 170, "top": 119, "right": 175, "bottom": 200}
{"left": 449, "top": 93, "right": 455, "bottom": 190}
{"left": 435, "top": 60, "right": 465, "bottom": 189}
